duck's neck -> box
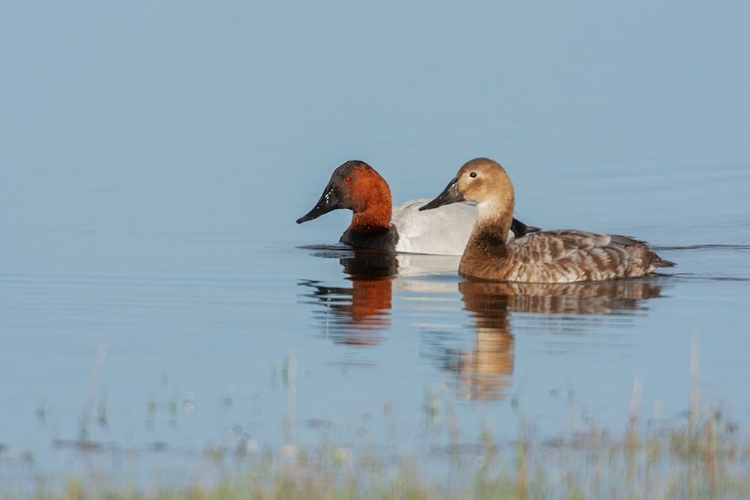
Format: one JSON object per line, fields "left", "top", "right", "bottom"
{"left": 348, "top": 184, "right": 392, "bottom": 233}
{"left": 459, "top": 201, "right": 514, "bottom": 278}
{"left": 475, "top": 198, "right": 514, "bottom": 245}
{"left": 466, "top": 220, "right": 511, "bottom": 257}
{"left": 349, "top": 206, "right": 391, "bottom": 232}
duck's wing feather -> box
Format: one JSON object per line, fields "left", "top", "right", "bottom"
{"left": 500, "top": 230, "right": 671, "bottom": 282}
{"left": 508, "top": 230, "right": 631, "bottom": 262}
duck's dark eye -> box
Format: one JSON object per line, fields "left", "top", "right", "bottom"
{"left": 469, "top": 172, "right": 477, "bottom": 178}
{"left": 344, "top": 176, "right": 352, "bottom": 183}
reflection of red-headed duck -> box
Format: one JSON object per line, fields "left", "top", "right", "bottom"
{"left": 421, "top": 158, "right": 675, "bottom": 282}
{"left": 297, "top": 160, "right": 537, "bottom": 255}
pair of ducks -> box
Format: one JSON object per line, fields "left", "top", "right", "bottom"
{"left": 297, "top": 158, "right": 674, "bottom": 283}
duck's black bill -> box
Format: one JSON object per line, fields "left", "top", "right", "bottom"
{"left": 296, "top": 182, "right": 341, "bottom": 224}
{"left": 419, "top": 177, "right": 464, "bottom": 211}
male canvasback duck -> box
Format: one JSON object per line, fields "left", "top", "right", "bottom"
{"left": 296, "top": 160, "right": 538, "bottom": 255}
{"left": 420, "top": 158, "right": 675, "bottom": 282}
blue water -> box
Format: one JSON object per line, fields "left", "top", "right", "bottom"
{"left": 1, "top": 1, "right": 750, "bottom": 493}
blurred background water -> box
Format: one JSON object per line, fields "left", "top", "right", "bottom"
{"left": 1, "top": 0, "right": 749, "bottom": 492}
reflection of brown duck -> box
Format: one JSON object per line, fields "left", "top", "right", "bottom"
{"left": 465, "top": 279, "right": 664, "bottom": 316}
{"left": 450, "top": 281, "right": 514, "bottom": 401}
{"left": 300, "top": 251, "right": 397, "bottom": 345}
{"left": 449, "top": 279, "right": 665, "bottom": 401}
{"left": 300, "top": 247, "right": 666, "bottom": 400}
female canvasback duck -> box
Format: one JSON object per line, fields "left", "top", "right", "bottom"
{"left": 296, "top": 160, "right": 538, "bottom": 255}
{"left": 420, "top": 158, "right": 675, "bottom": 282}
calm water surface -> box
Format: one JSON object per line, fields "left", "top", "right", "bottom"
{"left": 1, "top": 158, "right": 748, "bottom": 489}
{"left": 2, "top": 2, "right": 750, "bottom": 492}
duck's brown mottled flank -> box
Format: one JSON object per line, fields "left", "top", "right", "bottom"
{"left": 420, "top": 158, "right": 675, "bottom": 283}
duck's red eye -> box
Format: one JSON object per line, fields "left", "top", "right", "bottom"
{"left": 344, "top": 176, "right": 352, "bottom": 183}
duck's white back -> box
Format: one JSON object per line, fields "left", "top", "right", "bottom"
{"left": 391, "top": 199, "right": 476, "bottom": 255}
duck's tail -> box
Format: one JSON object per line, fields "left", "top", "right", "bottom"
{"left": 650, "top": 251, "right": 676, "bottom": 269}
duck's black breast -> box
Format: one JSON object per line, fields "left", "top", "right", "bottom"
{"left": 340, "top": 225, "right": 399, "bottom": 252}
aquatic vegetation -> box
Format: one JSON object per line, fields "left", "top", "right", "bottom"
{"left": 2, "top": 342, "right": 749, "bottom": 499}
{"left": 5, "top": 346, "right": 749, "bottom": 499}
{"left": 4, "top": 402, "right": 750, "bottom": 500}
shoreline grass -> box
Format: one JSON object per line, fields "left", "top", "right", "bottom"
{"left": 5, "top": 404, "right": 750, "bottom": 500}
{"left": 8, "top": 344, "right": 750, "bottom": 499}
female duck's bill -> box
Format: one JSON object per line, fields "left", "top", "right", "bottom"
{"left": 296, "top": 160, "right": 539, "bottom": 255}
{"left": 420, "top": 158, "right": 675, "bottom": 283}
{"left": 419, "top": 174, "right": 465, "bottom": 211}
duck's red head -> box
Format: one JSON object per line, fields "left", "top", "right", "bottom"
{"left": 296, "top": 160, "right": 393, "bottom": 232}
